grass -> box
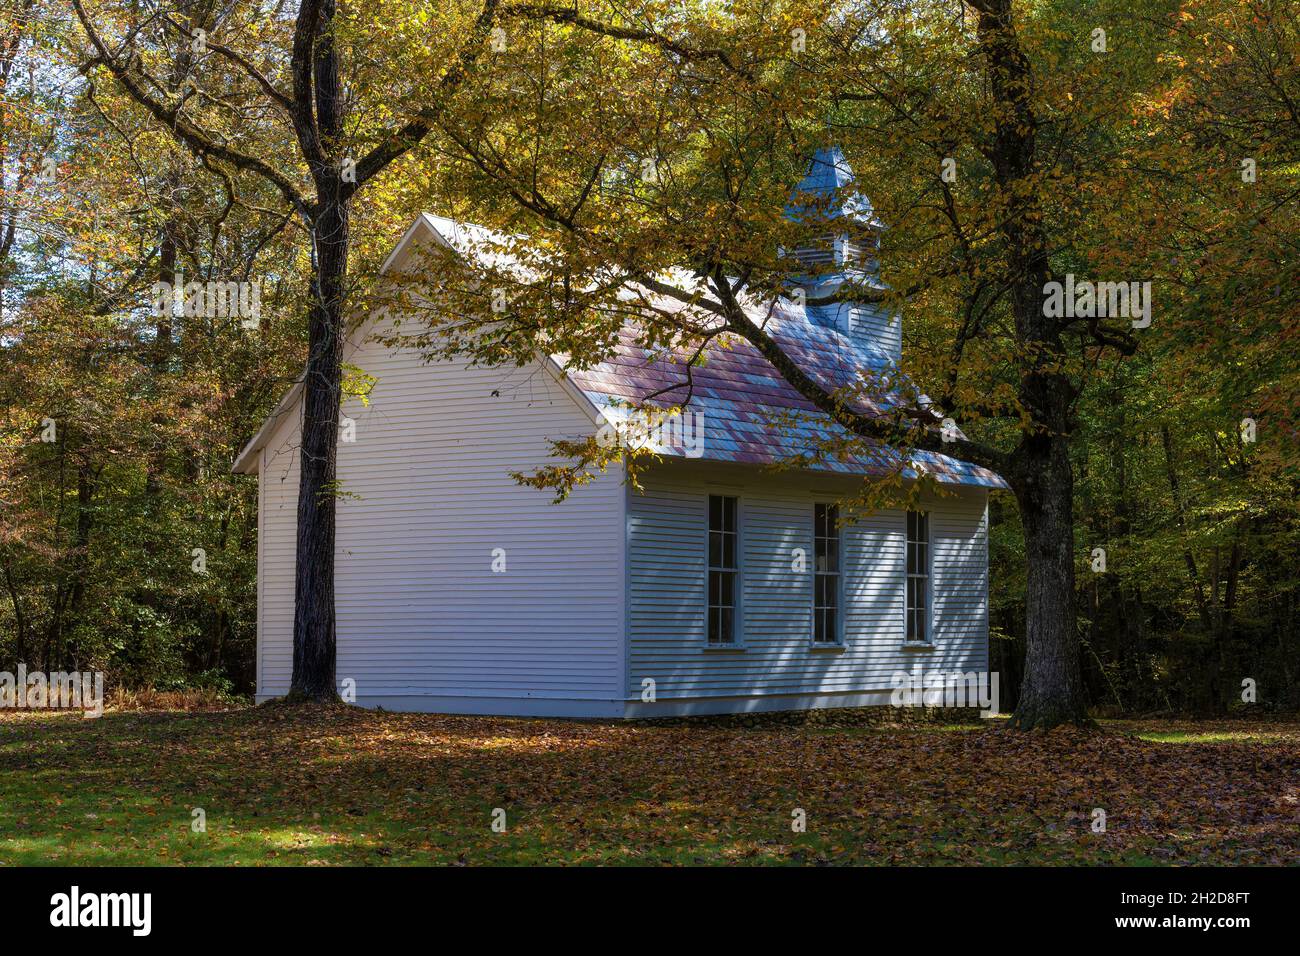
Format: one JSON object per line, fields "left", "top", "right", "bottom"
{"left": 1, "top": 704, "right": 1296, "bottom": 866}
{"left": 1131, "top": 730, "right": 1294, "bottom": 744}
{"left": 1103, "top": 718, "right": 1300, "bottom": 746}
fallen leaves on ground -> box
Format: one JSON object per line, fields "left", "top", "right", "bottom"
{"left": 0, "top": 704, "right": 1296, "bottom": 865}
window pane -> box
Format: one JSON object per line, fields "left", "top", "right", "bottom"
{"left": 719, "top": 571, "right": 735, "bottom": 607}
{"left": 906, "top": 511, "right": 930, "bottom": 642}
{"left": 707, "top": 497, "right": 740, "bottom": 645}
{"left": 813, "top": 503, "right": 842, "bottom": 644}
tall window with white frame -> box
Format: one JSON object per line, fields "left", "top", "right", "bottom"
{"left": 707, "top": 495, "right": 738, "bottom": 645}
{"left": 906, "top": 511, "right": 930, "bottom": 643}
{"left": 813, "top": 503, "right": 841, "bottom": 644}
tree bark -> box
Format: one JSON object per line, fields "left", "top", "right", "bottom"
{"left": 290, "top": 0, "right": 346, "bottom": 701}
{"left": 1010, "top": 435, "right": 1089, "bottom": 727}
{"left": 972, "top": 0, "right": 1089, "bottom": 727}
{"left": 289, "top": 196, "right": 346, "bottom": 701}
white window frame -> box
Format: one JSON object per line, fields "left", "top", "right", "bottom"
{"left": 706, "top": 494, "right": 742, "bottom": 647}
{"left": 811, "top": 502, "right": 844, "bottom": 646}
{"left": 905, "top": 510, "right": 932, "bottom": 645}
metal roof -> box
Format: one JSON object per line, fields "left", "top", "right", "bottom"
{"left": 562, "top": 296, "right": 1008, "bottom": 488}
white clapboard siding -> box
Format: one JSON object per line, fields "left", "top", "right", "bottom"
{"left": 256, "top": 313, "right": 625, "bottom": 714}
{"left": 627, "top": 461, "right": 989, "bottom": 702}
{"left": 257, "top": 402, "right": 301, "bottom": 696}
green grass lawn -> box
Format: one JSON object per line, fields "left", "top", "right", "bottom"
{"left": 1, "top": 704, "right": 1296, "bottom": 866}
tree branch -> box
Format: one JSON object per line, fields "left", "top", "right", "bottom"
{"left": 71, "top": 0, "right": 310, "bottom": 220}
{"left": 339, "top": 0, "right": 501, "bottom": 200}
{"left": 499, "top": 4, "right": 754, "bottom": 80}
{"left": 162, "top": 15, "right": 294, "bottom": 111}
{"left": 713, "top": 267, "right": 1010, "bottom": 474}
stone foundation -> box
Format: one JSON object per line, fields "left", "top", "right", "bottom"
{"left": 629, "top": 705, "right": 986, "bottom": 728}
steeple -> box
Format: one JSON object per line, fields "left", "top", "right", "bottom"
{"left": 785, "top": 147, "right": 899, "bottom": 365}
{"left": 786, "top": 146, "right": 878, "bottom": 272}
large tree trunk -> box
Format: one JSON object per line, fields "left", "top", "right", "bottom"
{"left": 1010, "top": 434, "right": 1089, "bottom": 728}
{"left": 971, "top": 0, "right": 1091, "bottom": 728}
{"left": 289, "top": 0, "right": 348, "bottom": 702}
{"left": 290, "top": 196, "right": 347, "bottom": 701}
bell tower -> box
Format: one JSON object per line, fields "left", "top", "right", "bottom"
{"left": 786, "top": 147, "right": 899, "bottom": 365}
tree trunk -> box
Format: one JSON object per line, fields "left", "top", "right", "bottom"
{"left": 289, "top": 0, "right": 348, "bottom": 702}
{"left": 1010, "top": 434, "right": 1089, "bottom": 728}
{"left": 2, "top": 560, "right": 28, "bottom": 665}
{"left": 969, "top": 0, "right": 1090, "bottom": 728}
{"left": 290, "top": 194, "right": 347, "bottom": 702}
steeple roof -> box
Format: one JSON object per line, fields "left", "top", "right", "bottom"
{"left": 786, "top": 146, "right": 877, "bottom": 225}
